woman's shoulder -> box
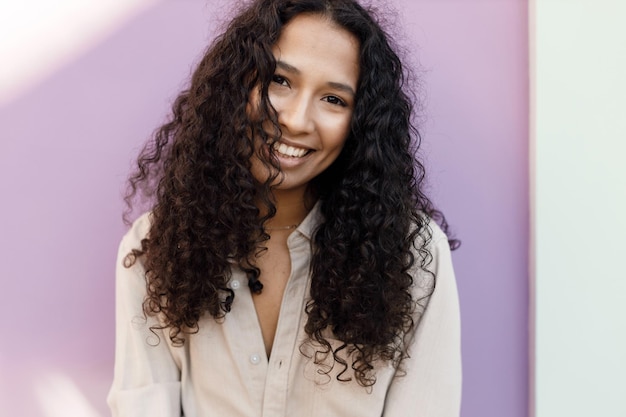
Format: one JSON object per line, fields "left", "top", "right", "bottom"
{"left": 412, "top": 214, "right": 452, "bottom": 254}
{"left": 116, "top": 212, "right": 153, "bottom": 272}
{"left": 119, "top": 212, "right": 152, "bottom": 250}
{"left": 427, "top": 217, "right": 448, "bottom": 242}
{"left": 408, "top": 216, "right": 456, "bottom": 299}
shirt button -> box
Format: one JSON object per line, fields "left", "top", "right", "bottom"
{"left": 230, "top": 280, "right": 240, "bottom": 290}
{"left": 249, "top": 354, "right": 261, "bottom": 365}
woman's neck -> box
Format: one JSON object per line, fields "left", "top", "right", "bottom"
{"left": 261, "top": 187, "right": 313, "bottom": 229}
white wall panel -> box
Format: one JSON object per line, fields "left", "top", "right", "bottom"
{"left": 532, "top": 1, "right": 626, "bottom": 416}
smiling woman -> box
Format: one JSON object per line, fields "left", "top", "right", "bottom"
{"left": 249, "top": 14, "right": 359, "bottom": 198}
{"left": 108, "top": 1, "right": 461, "bottom": 416}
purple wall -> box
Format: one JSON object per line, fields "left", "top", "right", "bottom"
{"left": 399, "top": 2, "right": 529, "bottom": 416}
{"left": 0, "top": 1, "right": 528, "bottom": 416}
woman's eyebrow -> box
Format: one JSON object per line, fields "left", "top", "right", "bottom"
{"left": 276, "top": 60, "right": 300, "bottom": 74}
{"left": 327, "top": 81, "right": 355, "bottom": 96}
{"left": 276, "top": 60, "right": 356, "bottom": 96}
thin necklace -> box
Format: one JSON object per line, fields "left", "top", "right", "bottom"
{"left": 266, "top": 224, "right": 299, "bottom": 231}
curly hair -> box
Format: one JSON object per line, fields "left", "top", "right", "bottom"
{"left": 124, "top": 0, "right": 457, "bottom": 387}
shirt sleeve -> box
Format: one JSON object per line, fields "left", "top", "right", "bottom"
{"left": 107, "top": 214, "right": 183, "bottom": 417}
{"left": 382, "top": 231, "right": 462, "bottom": 417}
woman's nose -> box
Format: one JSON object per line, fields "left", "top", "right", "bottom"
{"left": 277, "top": 93, "right": 314, "bottom": 135}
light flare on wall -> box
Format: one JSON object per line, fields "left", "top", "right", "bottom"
{"left": 34, "top": 371, "right": 102, "bottom": 417}
{"left": 0, "top": 0, "right": 158, "bottom": 105}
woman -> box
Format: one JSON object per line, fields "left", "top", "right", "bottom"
{"left": 108, "top": 0, "right": 461, "bottom": 416}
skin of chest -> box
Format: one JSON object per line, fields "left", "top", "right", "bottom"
{"left": 252, "top": 229, "right": 294, "bottom": 357}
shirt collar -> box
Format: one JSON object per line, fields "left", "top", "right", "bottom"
{"left": 295, "top": 200, "right": 323, "bottom": 241}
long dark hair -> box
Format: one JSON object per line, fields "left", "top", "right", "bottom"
{"left": 124, "top": 0, "right": 457, "bottom": 387}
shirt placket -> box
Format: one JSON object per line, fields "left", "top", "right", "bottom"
{"left": 225, "top": 267, "right": 270, "bottom": 416}
{"left": 260, "top": 231, "right": 310, "bottom": 417}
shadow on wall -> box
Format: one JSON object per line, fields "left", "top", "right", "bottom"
{"left": 0, "top": 2, "right": 215, "bottom": 415}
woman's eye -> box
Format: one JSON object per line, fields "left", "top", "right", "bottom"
{"left": 323, "top": 95, "right": 347, "bottom": 107}
{"left": 272, "top": 75, "right": 289, "bottom": 86}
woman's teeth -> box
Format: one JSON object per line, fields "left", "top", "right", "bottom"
{"left": 272, "top": 141, "right": 309, "bottom": 158}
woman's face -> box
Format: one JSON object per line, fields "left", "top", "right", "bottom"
{"left": 250, "top": 13, "right": 360, "bottom": 195}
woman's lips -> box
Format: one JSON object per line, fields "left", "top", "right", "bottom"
{"left": 272, "top": 141, "right": 312, "bottom": 158}
{"left": 268, "top": 140, "right": 314, "bottom": 168}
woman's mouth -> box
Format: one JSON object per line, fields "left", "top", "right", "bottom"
{"left": 272, "top": 141, "right": 312, "bottom": 158}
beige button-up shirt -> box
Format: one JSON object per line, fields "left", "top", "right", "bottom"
{"left": 108, "top": 204, "right": 461, "bottom": 416}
